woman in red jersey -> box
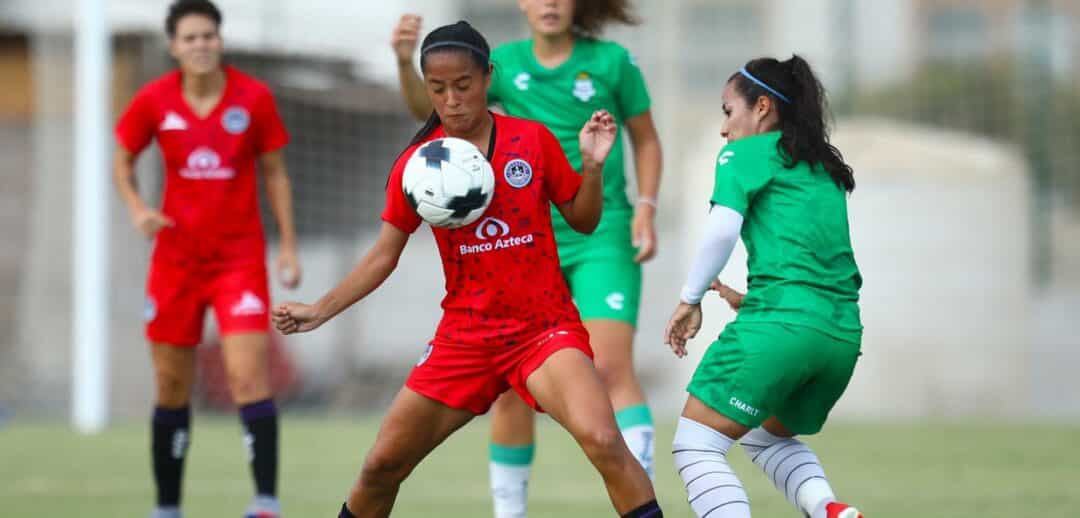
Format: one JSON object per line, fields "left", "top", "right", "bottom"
{"left": 113, "top": 2, "right": 298, "bottom": 517}
{"left": 273, "top": 21, "right": 661, "bottom": 518}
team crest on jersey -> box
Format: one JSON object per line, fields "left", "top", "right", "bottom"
{"left": 514, "top": 72, "right": 531, "bottom": 91}
{"left": 572, "top": 72, "right": 596, "bottom": 102}
{"left": 503, "top": 158, "right": 533, "bottom": 188}
{"left": 221, "top": 106, "right": 250, "bottom": 134}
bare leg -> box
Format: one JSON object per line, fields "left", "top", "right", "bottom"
{"left": 490, "top": 390, "right": 535, "bottom": 446}
{"left": 587, "top": 320, "right": 654, "bottom": 478}
{"left": 150, "top": 343, "right": 197, "bottom": 408}
{"left": 585, "top": 320, "right": 646, "bottom": 410}
{"left": 220, "top": 331, "right": 273, "bottom": 405}
{"left": 345, "top": 387, "right": 474, "bottom": 517}
{"left": 525, "top": 348, "right": 655, "bottom": 514}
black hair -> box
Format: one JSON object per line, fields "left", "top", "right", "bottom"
{"left": 573, "top": 0, "right": 640, "bottom": 38}
{"left": 408, "top": 21, "right": 492, "bottom": 147}
{"left": 166, "top": 0, "right": 222, "bottom": 38}
{"left": 729, "top": 55, "right": 855, "bottom": 192}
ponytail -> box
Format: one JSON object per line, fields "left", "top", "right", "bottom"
{"left": 730, "top": 55, "right": 855, "bottom": 192}
{"left": 409, "top": 111, "right": 442, "bottom": 147}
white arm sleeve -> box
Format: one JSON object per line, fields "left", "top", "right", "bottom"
{"left": 679, "top": 205, "right": 744, "bottom": 305}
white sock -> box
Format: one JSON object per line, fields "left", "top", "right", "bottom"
{"left": 489, "top": 461, "right": 530, "bottom": 518}
{"left": 621, "top": 425, "right": 655, "bottom": 480}
{"left": 672, "top": 417, "right": 751, "bottom": 518}
{"left": 615, "top": 404, "right": 656, "bottom": 480}
{"left": 739, "top": 427, "right": 835, "bottom": 517}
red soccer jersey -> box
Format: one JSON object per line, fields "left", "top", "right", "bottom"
{"left": 115, "top": 65, "right": 289, "bottom": 266}
{"left": 383, "top": 113, "right": 584, "bottom": 347}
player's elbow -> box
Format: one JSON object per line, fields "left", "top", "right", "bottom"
{"left": 566, "top": 211, "right": 600, "bottom": 235}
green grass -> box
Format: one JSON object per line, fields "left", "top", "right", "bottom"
{"left": 1, "top": 417, "right": 1077, "bottom": 517}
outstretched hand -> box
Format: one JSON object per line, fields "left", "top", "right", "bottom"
{"left": 579, "top": 110, "right": 617, "bottom": 173}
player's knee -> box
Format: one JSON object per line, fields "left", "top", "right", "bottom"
{"left": 592, "top": 358, "right": 628, "bottom": 391}
{"left": 359, "top": 449, "right": 412, "bottom": 489}
{"left": 154, "top": 370, "right": 191, "bottom": 406}
{"left": 227, "top": 375, "right": 265, "bottom": 403}
{"left": 578, "top": 426, "right": 626, "bottom": 468}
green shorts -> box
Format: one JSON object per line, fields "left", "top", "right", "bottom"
{"left": 562, "top": 254, "right": 641, "bottom": 326}
{"left": 687, "top": 321, "right": 860, "bottom": 435}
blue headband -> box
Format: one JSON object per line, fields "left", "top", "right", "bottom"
{"left": 421, "top": 41, "right": 489, "bottom": 61}
{"left": 739, "top": 67, "right": 791, "bottom": 104}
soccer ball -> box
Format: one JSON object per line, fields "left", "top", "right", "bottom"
{"left": 402, "top": 137, "right": 496, "bottom": 228}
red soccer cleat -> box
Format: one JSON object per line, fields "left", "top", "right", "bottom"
{"left": 826, "top": 502, "right": 863, "bottom": 518}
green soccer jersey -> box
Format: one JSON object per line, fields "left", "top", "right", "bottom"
{"left": 488, "top": 38, "right": 651, "bottom": 259}
{"left": 710, "top": 131, "right": 863, "bottom": 342}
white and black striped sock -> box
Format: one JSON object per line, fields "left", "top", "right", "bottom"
{"left": 672, "top": 417, "right": 751, "bottom": 518}
{"left": 740, "top": 427, "right": 835, "bottom": 518}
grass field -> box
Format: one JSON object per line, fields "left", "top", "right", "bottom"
{"left": 2, "top": 416, "right": 1077, "bottom": 517}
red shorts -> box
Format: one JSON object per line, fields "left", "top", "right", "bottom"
{"left": 405, "top": 325, "right": 593, "bottom": 415}
{"left": 145, "top": 261, "right": 269, "bottom": 346}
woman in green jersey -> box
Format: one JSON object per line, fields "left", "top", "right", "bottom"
{"left": 664, "top": 56, "right": 864, "bottom": 518}
{"left": 392, "top": 2, "right": 663, "bottom": 516}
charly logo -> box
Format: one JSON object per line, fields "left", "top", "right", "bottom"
{"left": 729, "top": 396, "right": 760, "bottom": 417}
{"left": 180, "top": 147, "right": 235, "bottom": 179}
{"left": 718, "top": 150, "right": 735, "bottom": 165}
{"left": 605, "top": 292, "right": 626, "bottom": 311}
{"left": 572, "top": 72, "right": 596, "bottom": 102}
{"left": 416, "top": 344, "right": 433, "bottom": 366}
{"left": 514, "top": 72, "right": 531, "bottom": 91}
{"left": 221, "top": 106, "right": 250, "bottom": 134}
{"left": 503, "top": 158, "right": 533, "bottom": 188}
{"left": 461, "top": 216, "right": 533, "bottom": 256}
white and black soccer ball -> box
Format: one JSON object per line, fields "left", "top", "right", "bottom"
{"left": 402, "top": 137, "right": 496, "bottom": 228}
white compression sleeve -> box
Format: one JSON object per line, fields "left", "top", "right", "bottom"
{"left": 680, "top": 205, "right": 744, "bottom": 305}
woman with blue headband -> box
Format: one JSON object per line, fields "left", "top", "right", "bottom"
{"left": 663, "top": 55, "right": 864, "bottom": 518}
